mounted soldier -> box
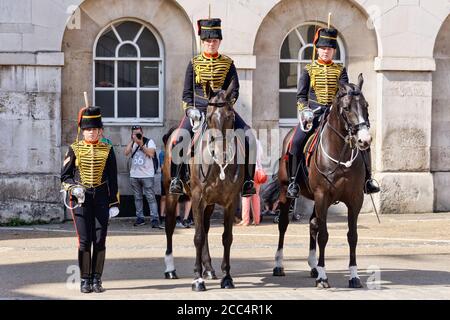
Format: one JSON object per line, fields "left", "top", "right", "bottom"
{"left": 168, "top": 17, "right": 256, "bottom": 197}
{"left": 286, "top": 26, "right": 380, "bottom": 198}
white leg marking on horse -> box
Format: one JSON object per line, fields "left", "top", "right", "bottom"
{"left": 349, "top": 266, "right": 359, "bottom": 279}
{"left": 165, "top": 254, "right": 175, "bottom": 272}
{"left": 316, "top": 266, "right": 327, "bottom": 280}
{"left": 308, "top": 250, "right": 317, "bottom": 269}
{"left": 275, "top": 249, "right": 284, "bottom": 268}
{"left": 192, "top": 277, "right": 205, "bottom": 284}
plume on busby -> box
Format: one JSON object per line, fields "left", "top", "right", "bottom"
{"left": 78, "top": 106, "right": 103, "bottom": 129}
{"left": 197, "top": 18, "right": 222, "bottom": 40}
{"left": 313, "top": 28, "right": 338, "bottom": 49}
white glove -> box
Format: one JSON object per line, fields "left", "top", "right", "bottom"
{"left": 109, "top": 207, "right": 120, "bottom": 218}
{"left": 186, "top": 107, "right": 201, "bottom": 121}
{"left": 299, "top": 108, "right": 314, "bottom": 132}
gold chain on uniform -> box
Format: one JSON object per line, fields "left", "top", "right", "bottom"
{"left": 307, "top": 61, "right": 343, "bottom": 105}
{"left": 71, "top": 141, "right": 110, "bottom": 188}
{"left": 193, "top": 54, "right": 233, "bottom": 96}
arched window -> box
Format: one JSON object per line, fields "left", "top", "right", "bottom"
{"left": 279, "top": 24, "right": 345, "bottom": 125}
{"left": 94, "top": 20, "right": 164, "bottom": 123}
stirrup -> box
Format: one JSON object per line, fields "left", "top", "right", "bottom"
{"left": 169, "top": 178, "right": 184, "bottom": 195}
{"left": 242, "top": 180, "right": 256, "bottom": 197}
{"left": 287, "top": 181, "right": 300, "bottom": 199}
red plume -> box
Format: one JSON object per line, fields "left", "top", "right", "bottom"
{"left": 77, "top": 107, "right": 87, "bottom": 127}
{"left": 313, "top": 28, "right": 322, "bottom": 46}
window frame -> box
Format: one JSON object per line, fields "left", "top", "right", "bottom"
{"left": 279, "top": 23, "right": 346, "bottom": 127}
{"left": 93, "top": 18, "right": 164, "bottom": 125}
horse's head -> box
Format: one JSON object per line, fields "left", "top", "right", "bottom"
{"left": 205, "top": 82, "right": 235, "bottom": 135}
{"left": 335, "top": 74, "right": 372, "bottom": 150}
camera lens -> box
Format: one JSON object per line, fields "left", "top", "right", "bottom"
{"left": 136, "top": 133, "right": 142, "bottom": 139}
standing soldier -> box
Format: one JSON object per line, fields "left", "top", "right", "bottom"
{"left": 168, "top": 18, "right": 256, "bottom": 197}
{"left": 61, "top": 106, "right": 120, "bottom": 293}
{"left": 287, "top": 27, "right": 380, "bottom": 198}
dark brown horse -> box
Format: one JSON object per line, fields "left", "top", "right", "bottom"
{"left": 273, "top": 74, "right": 371, "bottom": 288}
{"left": 162, "top": 82, "right": 245, "bottom": 291}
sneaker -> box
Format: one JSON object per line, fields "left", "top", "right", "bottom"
{"left": 182, "top": 219, "right": 191, "bottom": 228}
{"left": 151, "top": 220, "right": 164, "bottom": 229}
{"left": 133, "top": 218, "right": 146, "bottom": 227}
{"left": 176, "top": 221, "right": 184, "bottom": 228}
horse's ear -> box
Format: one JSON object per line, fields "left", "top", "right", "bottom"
{"left": 225, "top": 78, "right": 236, "bottom": 100}
{"left": 205, "top": 81, "right": 213, "bottom": 99}
{"left": 357, "top": 73, "right": 364, "bottom": 91}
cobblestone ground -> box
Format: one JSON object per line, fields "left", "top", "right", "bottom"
{"left": 1, "top": 212, "right": 449, "bottom": 300}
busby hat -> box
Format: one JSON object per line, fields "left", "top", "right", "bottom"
{"left": 78, "top": 106, "right": 103, "bottom": 129}
{"left": 313, "top": 28, "right": 338, "bottom": 49}
{"left": 197, "top": 18, "right": 222, "bottom": 40}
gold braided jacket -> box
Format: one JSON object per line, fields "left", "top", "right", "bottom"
{"left": 297, "top": 61, "right": 347, "bottom": 111}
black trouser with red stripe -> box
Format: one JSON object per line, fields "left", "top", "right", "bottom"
{"left": 70, "top": 184, "right": 109, "bottom": 279}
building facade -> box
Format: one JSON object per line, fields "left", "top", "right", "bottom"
{"left": 0, "top": 0, "right": 449, "bottom": 223}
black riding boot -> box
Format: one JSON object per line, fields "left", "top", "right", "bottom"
{"left": 91, "top": 249, "right": 106, "bottom": 293}
{"left": 169, "top": 162, "right": 184, "bottom": 195}
{"left": 78, "top": 250, "right": 92, "bottom": 293}
{"left": 287, "top": 153, "right": 300, "bottom": 199}
{"left": 241, "top": 137, "right": 256, "bottom": 197}
{"left": 362, "top": 149, "right": 380, "bottom": 194}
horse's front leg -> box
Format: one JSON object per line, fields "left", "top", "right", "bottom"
{"left": 220, "top": 202, "right": 236, "bottom": 289}
{"left": 308, "top": 206, "right": 319, "bottom": 278}
{"left": 315, "top": 194, "right": 331, "bottom": 288}
{"left": 273, "top": 198, "right": 292, "bottom": 276}
{"left": 164, "top": 194, "right": 179, "bottom": 279}
{"left": 347, "top": 201, "right": 363, "bottom": 288}
{"left": 202, "top": 204, "right": 217, "bottom": 280}
{"left": 192, "top": 198, "right": 207, "bottom": 291}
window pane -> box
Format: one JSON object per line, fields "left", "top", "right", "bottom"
{"left": 140, "top": 91, "right": 159, "bottom": 118}
{"left": 95, "top": 91, "right": 114, "bottom": 117}
{"left": 118, "top": 61, "right": 137, "bottom": 87}
{"left": 335, "top": 45, "right": 341, "bottom": 61}
{"left": 140, "top": 62, "right": 159, "bottom": 87}
{"left": 137, "top": 28, "right": 160, "bottom": 57}
{"left": 115, "top": 21, "right": 142, "bottom": 41}
{"left": 280, "top": 30, "right": 301, "bottom": 60}
{"left": 95, "top": 61, "right": 114, "bottom": 87}
{"left": 118, "top": 91, "right": 137, "bottom": 118}
{"left": 302, "top": 46, "right": 314, "bottom": 61}
{"left": 298, "top": 25, "right": 317, "bottom": 44}
{"left": 118, "top": 44, "right": 138, "bottom": 57}
{"left": 96, "top": 27, "right": 119, "bottom": 57}
{"left": 279, "top": 63, "right": 298, "bottom": 89}
{"left": 279, "top": 92, "right": 297, "bottom": 119}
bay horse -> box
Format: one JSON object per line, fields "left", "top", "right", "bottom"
{"left": 273, "top": 74, "right": 371, "bottom": 288}
{"left": 162, "top": 82, "right": 245, "bottom": 291}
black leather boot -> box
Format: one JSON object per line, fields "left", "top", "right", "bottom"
{"left": 78, "top": 250, "right": 92, "bottom": 293}
{"left": 362, "top": 149, "right": 380, "bottom": 194}
{"left": 287, "top": 153, "right": 300, "bottom": 199}
{"left": 91, "top": 249, "right": 106, "bottom": 293}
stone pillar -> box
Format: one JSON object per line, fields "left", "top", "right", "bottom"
{"left": 374, "top": 57, "right": 435, "bottom": 214}
{"left": 0, "top": 53, "right": 64, "bottom": 223}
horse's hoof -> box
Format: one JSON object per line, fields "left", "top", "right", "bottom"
{"left": 203, "top": 270, "right": 217, "bottom": 280}
{"left": 192, "top": 280, "right": 207, "bottom": 292}
{"left": 164, "top": 270, "right": 178, "bottom": 279}
{"left": 273, "top": 267, "right": 285, "bottom": 276}
{"left": 220, "top": 277, "right": 235, "bottom": 289}
{"left": 316, "top": 278, "right": 331, "bottom": 289}
{"left": 349, "top": 277, "right": 363, "bottom": 288}
{"left": 310, "top": 268, "right": 318, "bottom": 278}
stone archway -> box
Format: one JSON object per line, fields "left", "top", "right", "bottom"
{"left": 61, "top": 0, "right": 194, "bottom": 211}
{"left": 432, "top": 15, "right": 450, "bottom": 211}
{"left": 253, "top": 0, "right": 378, "bottom": 132}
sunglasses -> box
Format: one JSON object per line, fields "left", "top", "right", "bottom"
{"left": 131, "top": 125, "right": 142, "bottom": 130}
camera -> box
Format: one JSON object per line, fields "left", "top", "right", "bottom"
{"left": 136, "top": 133, "right": 142, "bottom": 140}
